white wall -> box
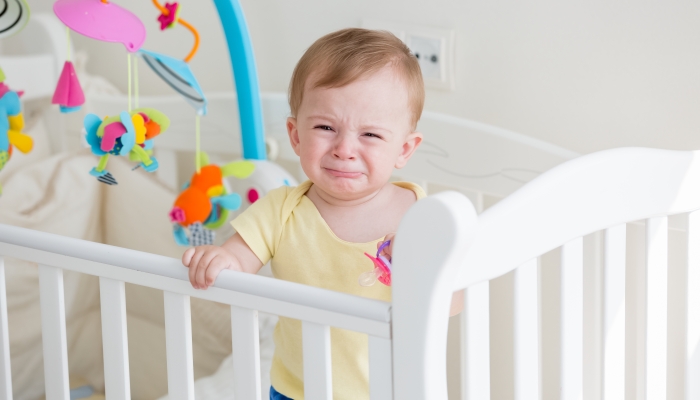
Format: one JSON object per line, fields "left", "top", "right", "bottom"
{"left": 28, "top": 0, "right": 700, "bottom": 154}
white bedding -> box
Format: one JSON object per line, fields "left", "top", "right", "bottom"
{"left": 0, "top": 140, "right": 273, "bottom": 399}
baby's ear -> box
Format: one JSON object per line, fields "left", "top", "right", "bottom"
{"left": 395, "top": 131, "right": 423, "bottom": 169}
{"left": 286, "top": 117, "right": 301, "bottom": 156}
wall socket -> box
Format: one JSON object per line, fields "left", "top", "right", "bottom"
{"left": 362, "top": 19, "right": 455, "bottom": 91}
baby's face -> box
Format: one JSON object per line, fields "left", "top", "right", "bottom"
{"left": 287, "top": 66, "right": 422, "bottom": 200}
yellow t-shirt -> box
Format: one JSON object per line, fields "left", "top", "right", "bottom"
{"left": 231, "top": 180, "right": 426, "bottom": 400}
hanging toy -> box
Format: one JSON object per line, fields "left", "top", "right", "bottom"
{"left": 53, "top": 0, "right": 145, "bottom": 114}
{"left": 84, "top": 108, "right": 169, "bottom": 185}
{"left": 52, "top": 59, "right": 85, "bottom": 113}
{"left": 157, "top": 2, "right": 180, "bottom": 30}
{"left": 359, "top": 240, "right": 392, "bottom": 287}
{"left": 139, "top": 50, "right": 207, "bottom": 115}
{"left": 0, "top": 68, "right": 33, "bottom": 194}
{"left": 170, "top": 153, "right": 255, "bottom": 246}
{"left": 0, "top": 0, "right": 30, "bottom": 39}
{"left": 53, "top": 0, "right": 146, "bottom": 52}
{"left": 140, "top": 0, "right": 207, "bottom": 115}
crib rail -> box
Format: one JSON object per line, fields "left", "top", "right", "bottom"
{"left": 0, "top": 224, "right": 392, "bottom": 400}
{"left": 392, "top": 147, "right": 700, "bottom": 399}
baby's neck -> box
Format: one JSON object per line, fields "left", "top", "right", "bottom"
{"left": 305, "top": 181, "right": 416, "bottom": 243}
{"left": 307, "top": 183, "right": 388, "bottom": 209}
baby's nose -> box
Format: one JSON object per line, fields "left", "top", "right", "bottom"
{"left": 332, "top": 137, "right": 356, "bottom": 160}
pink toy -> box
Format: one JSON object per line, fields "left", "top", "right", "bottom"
{"left": 53, "top": 0, "right": 146, "bottom": 52}
{"left": 359, "top": 240, "right": 392, "bottom": 287}
{"left": 158, "top": 2, "right": 179, "bottom": 30}
{"left": 52, "top": 61, "right": 85, "bottom": 113}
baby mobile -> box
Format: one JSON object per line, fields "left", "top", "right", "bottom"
{"left": 140, "top": 0, "right": 253, "bottom": 246}
{"left": 53, "top": 0, "right": 171, "bottom": 185}
{"left": 0, "top": 0, "right": 34, "bottom": 195}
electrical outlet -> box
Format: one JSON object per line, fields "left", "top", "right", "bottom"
{"left": 407, "top": 34, "right": 444, "bottom": 81}
{"left": 362, "top": 19, "right": 455, "bottom": 91}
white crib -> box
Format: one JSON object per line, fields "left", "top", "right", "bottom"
{"left": 2, "top": 12, "right": 698, "bottom": 400}
{"left": 0, "top": 146, "right": 698, "bottom": 400}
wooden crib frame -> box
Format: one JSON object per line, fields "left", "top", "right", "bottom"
{"left": 0, "top": 146, "right": 698, "bottom": 400}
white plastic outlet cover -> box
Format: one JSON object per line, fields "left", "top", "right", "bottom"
{"left": 361, "top": 19, "right": 455, "bottom": 91}
{"left": 407, "top": 35, "right": 444, "bottom": 81}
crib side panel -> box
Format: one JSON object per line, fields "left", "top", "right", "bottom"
{"left": 513, "top": 258, "right": 541, "bottom": 400}
{"left": 99, "top": 277, "right": 131, "bottom": 400}
{"left": 0, "top": 258, "right": 11, "bottom": 400}
{"left": 645, "top": 217, "right": 669, "bottom": 399}
{"left": 686, "top": 211, "right": 700, "bottom": 399}
{"left": 231, "top": 306, "right": 262, "bottom": 400}
{"left": 603, "top": 224, "right": 626, "bottom": 400}
{"left": 560, "top": 238, "right": 583, "bottom": 400}
{"left": 163, "top": 292, "right": 195, "bottom": 400}
{"left": 461, "top": 281, "right": 490, "bottom": 400}
{"left": 302, "top": 321, "right": 333, "bottom": 400}
{"left": 39, "top": 265, "right": 70, "bottom": 400}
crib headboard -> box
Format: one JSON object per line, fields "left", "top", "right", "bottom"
{"left": 87, "top": 91, "right": 579, "bottom": 199}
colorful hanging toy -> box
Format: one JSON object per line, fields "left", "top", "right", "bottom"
{"left": 0, "top": 0, "right": 30, "bottom": 39}
{"left": 54, "top": 0, "right": 175, "bottom": 185}
{"left": 0, "top": 68, "right": 33, "bottom": 194}
{"left": 170, "top": 153, "right": 255, "bottom": 246}
{"left": 0, "top": 0, "right": 33, "bottom": 195}
{"left": 52, "top": 57, "right": 84, "bottom": 113}
{"left": 52, "top": 0, "right": 147, "bottom": 113}
{"left": 143, "top": 1, "right": 206, "bottom": 115}
{"left": 84, "top": 109, "right": 169, "bottom": 185}
{"left": 359, "top": 240, "right": 392, "bottom": 287}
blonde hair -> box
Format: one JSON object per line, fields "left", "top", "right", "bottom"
{"left": 289, "top": 28, "right": 425, "bottom": 129}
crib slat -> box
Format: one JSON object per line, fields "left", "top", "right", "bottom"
{"left": 603, "top": 224, "right": 626, "bottom": 400}
{"left": 99, "top": 277, "right": 131, "bottom": 399}
{"left": 302, "top": 321, "right": 332, "bottom": 400}
{"left": 369, "top": 335, "right": 393, "bottom": 400}
{"left": 686, "top": 211, "right": 700, "bottom": 399}
{"left": 163, "top": 291, "right": 195, "bottom": 400}
{"left": 561, "top": 238, "right": 583, "bottom": 400}
{"left": 0, "top": 258, "right": 11, "bottom": 400}
{"left": 514, "top": 258, "right": 540, "bottom": 400}
{"left": 38, "top": 265, "right": 70, "bottom": 400}
{"left": 231, "top": 306, "right": 261, "bottom": 400}
{"left": 462, "top": 280, "right": 490, "bottom": 400}
{"left": 645, "top": 216, "right": 668, "bottom": 400}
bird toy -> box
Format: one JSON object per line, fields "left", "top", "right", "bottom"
{"left": 170, "top": 153, "right": 256, "bottom": 246}
{"left": 359, "top": 240, "right": 392, "bottom": 287}
{"left": 0, "top": 68, "right": 33, "bottom": 194}
{"left": 0, "top": 0, "right": 33, "bottom": 196}
{"left": 84, "top": 108, "right": 169, "bottom": 185}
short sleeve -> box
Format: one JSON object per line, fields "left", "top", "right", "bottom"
{"left": 230, "top": 186, "right": 290, "bottom": 265}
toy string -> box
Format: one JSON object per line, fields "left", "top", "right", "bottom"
{"left": 127, "top": 54, "right": 132, "bottom": 112}
{"left": 65, "top": 27, "right": 71, "bottom": 62}
{"left": 134, "top": 56, "right": 139, "bottom": 109}
{"left": 195, "top": 115, "right": 201, "bottom": 173}
{"left": 152, "top": 0, "right": 200, "bottom": 63}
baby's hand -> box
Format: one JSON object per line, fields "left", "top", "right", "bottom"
{"left": 182, "top": 245, "right": 240, "bottom": 290}
{"left": 378, "top": 234, "right": 395, "bottom": 261}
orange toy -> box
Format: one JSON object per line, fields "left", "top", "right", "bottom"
{"left": 170, "top": 156, "right": 255, "bottom": 246}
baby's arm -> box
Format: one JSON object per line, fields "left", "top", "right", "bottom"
{"left": 182, "top": 233, "right": 263, "bottom": 289}
{"left": 380, "top": 234, "right": 465, "bottom": 316}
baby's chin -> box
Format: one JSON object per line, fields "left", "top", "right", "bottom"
{"left": 313, "top": 174, "right": 384, "bottom": 201}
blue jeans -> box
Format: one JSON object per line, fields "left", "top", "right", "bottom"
{"left": 270, "top": 386, "right": 293, "bottom": 400}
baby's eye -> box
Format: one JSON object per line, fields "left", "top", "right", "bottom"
{"left": 314, "top": 125, "right": 333, "bottom": 131}
{"left": 364, "top": 132, "right": 381, "bottom": 139}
